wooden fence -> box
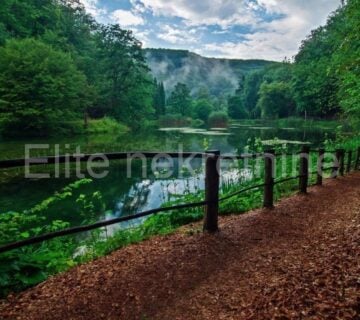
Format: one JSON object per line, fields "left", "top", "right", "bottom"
{"left": 0, "top": 146, "right": 359, "bottom": 254}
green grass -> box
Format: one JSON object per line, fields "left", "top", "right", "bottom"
{"left": 231, "top": 117, "right": 343, "bottom": 130}
{"left": 85, "top": 117, "right": 129, "bottom": 134}
{"left": 0, "top": 116, "right": 129, "bottom": 138}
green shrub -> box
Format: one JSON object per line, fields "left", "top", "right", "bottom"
{"left": 208, "top": 111, "right": 229, "bottom": 128}
{"left": 0, "top": 38, "right": 92, "bottom": 137}
{"left": 191, "top": 119, "right": 205, "bottom": 128}
{"left": 0, "top": 179, "right": 104, "bottom": 297}
{"left": 158, "top": 114, "right": 192, "bottom": 127}
{"left": 85, "top": 117, "right": 129, "bottom": 134}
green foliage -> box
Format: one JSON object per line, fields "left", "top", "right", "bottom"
{"left": 242, "top": 71, "right": 264, "bottom": 118}
{"left": 228, "top": 95, "right": 248, "bottom": 119}
{"left": 0, "top": 0, "right": 155, "bottom": 136}
{"left": 0, "top": 38, "right": 91, "bottom": 136}
{"left": 208, "top": 111, "right": 229, "bottom": 128}
{"left": 293, "top": 20, "right": 341, "bottom": 117}
{"left": 95, "top": 25, "right": 154, "bottom": 128}
{"left": 333, "top": 0, "right": 360, "bottom": 123}
{"left": 227, "top": 62, "right": 294, "bottom": 120}
{"left": 0, "top": 0, "right": 358, "bottom": 136}
{"left": 193, "top": 99, "right": 214, "bottom": 122}
{"left": 167, "top": 83, "right": 192, "bottom": 116}
{"left": 0, "top": 178, "right": 104, "bottom": 296}
{"left": 228, "top": 0, "right": 359, "bottom": 123}
{"left": 192, "top": 119, "right": 205, "bottom": 128}
{"left": 0, "top": 0, "right": 60, "bottom": 42}
{"left": 158, "top": 114, "right": 193, "bottom": 127}
{"left": 292, "top": 1, "right": 360, "bottom": 119}
{"left": 257, "top": 82, "right": 296, "bottom": 119}
{"left": 153, "top": 79, "right": 166, "bottom": 117}
{"left": 85, "top": 118, "right": 129, "bottom": 134}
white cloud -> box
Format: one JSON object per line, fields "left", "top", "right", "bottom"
{"left": 157, "top": 25, "right": 198, "bottom": 44}
{"left": 130, "top": 0, "right": 147, "bottom": 14}
{"left": 111, "top": 9, "right": 145, "bottom": 27}
{"left": 81, "top": 0, "right": 342, "bottom": 61}
{"left": 198, "top": 0, "right": 341, "bottom": 61}
{"left": 80, "top": 0, "right": 106, "bottom": 18}
{"left": 137, "top": 0, "right": 258, "bottom": 27}
{"left": 132, "top": 29, "right": 150, "bottom": 46}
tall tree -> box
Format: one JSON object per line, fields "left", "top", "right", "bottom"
{"left": 95, "top": 24, "right": 154, "bottom": 127}
{"left": 0, "top": 0, "right": 59, "bottom": 42}
{"left": 333, "top": 0, "right": 360, "bottom": 122}
{"left": 257, "top": 82, "right": 296, "bottom": 119}
{"left": 167, "top": 83, "right": 192, "bottom": 116}
{"left": 240, "top": 71, "right": 264, "bottom": 118}
{"left": 0, "top": 38, "right": 91, "bottom": 135}
{"left": 228, "top": 96, "right": 247, "bottom": 119}
{"left": 292, "top": 7, "right": 345, "bottom": 117}
{"left": 193, "top": 99, "right": 214, "bottom": 122}
{"left": 153, "top": 79, "right": 166, "bottom": 117}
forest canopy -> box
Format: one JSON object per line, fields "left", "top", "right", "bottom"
{"left": 0, "top": 0, "right": 154, "bottom": 135}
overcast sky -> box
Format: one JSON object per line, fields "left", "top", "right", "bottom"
{"left": 80, "top": 0, "right": 341, "bottom": 61}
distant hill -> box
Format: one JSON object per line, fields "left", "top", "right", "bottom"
{"left": 144, "top": 48, "right": 276, "bottom": 97}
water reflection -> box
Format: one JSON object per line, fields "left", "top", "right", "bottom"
{"left": 0, "top": 120, "right": 339, "bottom": 228}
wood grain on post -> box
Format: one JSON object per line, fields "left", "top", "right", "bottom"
{"left": 316, "top": 149, "right": 325, "bottom": 186}
{"left": 299, "top": 146, "right": 310, "bottom": 193}
{"left": 204, "top": 150, "right": 220, "bottom": 233}
{"left": 263, "top": 149, "right": 275, "bottom": 209}
{"left": 346, "top": 150, "right": 352, "bottom": 174}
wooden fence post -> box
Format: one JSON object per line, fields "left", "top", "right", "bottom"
{"left": 299, "top": 146, "right": 310, "bottom": 193}
{"left": 346, "top": 150, "right": 352, "bottom": 174}
{"left": 204, "top": 150, "right": 220, "bottom": 233}
{"left": 316, "top": 149, "right": 325, "bottom": 186}
{"left": 339, "top": 149, "right": 345, "bottom": 176}
{"left": 333, "top": 149, "right": 341, "bottom": 178}
{"left": 355, "top": 147, "right": 360, "bottom": 171}
{"left": 263, "top": 149, "right": 275, "bottom": 208}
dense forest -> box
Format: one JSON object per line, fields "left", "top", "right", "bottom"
{"left": 0, "top": 0, "right": 359, "bottom": 137}
{"left": 0, "top": 0, "right": 154, "bottom": 136}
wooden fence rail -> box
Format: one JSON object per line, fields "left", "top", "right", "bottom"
{"left": 0, "top": 146, "right": 358, "bottom": 253}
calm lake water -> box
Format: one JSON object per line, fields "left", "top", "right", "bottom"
{"left": 0, "top": 120, "right": 339, "bottom": 228}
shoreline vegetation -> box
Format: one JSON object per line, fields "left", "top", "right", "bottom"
{"left": 0, "top": 116, "right": 350, "bottom": 141}
{"left": 0, "top": 117, "right": 130, "bottom": 139}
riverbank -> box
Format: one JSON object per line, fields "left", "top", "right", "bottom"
{"left": 1, "top": 172, "right": 359, "bottom": 319}
{"left": 0, "top": 117, "right": 129, "bottom": 139}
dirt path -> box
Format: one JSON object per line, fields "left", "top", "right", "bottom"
{"left": 1, "top": 173, "right": 359, "bottom": 320}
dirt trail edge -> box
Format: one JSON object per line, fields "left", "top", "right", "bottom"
{"left": 1, "top": 173, "right": 359, "bottom": 320}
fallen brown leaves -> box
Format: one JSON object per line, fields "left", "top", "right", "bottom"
{"left": 1, "top": 173, "right": 359, "bottom": 320}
